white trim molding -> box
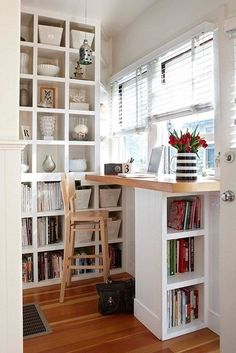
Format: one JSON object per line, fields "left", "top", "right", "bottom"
{"left": 0, "top": 141, "right": 24, "bottom": 353}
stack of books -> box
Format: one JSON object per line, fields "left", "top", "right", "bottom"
{"left": 167, "top": 237, "right": 194, "bottom": 276}
{"left": 167, "top": 196, "right": 201, "bottom": 230}
{"left": 167, "top": 287, "right": 199, "bottom": 328}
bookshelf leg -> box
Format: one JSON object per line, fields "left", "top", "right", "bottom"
{"left": 100, "top": 219, "right": 110, "bottom": 282}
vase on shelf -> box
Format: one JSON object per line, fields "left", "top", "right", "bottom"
{"left": 171, "top": 152, "right": 197, "bottom": 181}
{"left": 42, "top": 155, "right": 56, "bottom": 172}
{"left": 20, "top": 52, "right": 30, "bottom": 74}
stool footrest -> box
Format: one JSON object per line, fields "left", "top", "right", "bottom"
{"left": 70, "top": 265, "right": 104, "bottom": 270}
{"left": 69, "top": 254, "right": 103, "bottom": 259}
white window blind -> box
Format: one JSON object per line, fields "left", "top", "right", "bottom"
{"left": 111, "top": 68, "right": 148, "bottom": 134}
{"left": 111, "top": 30, "right": 214, "bottom": 135}
{"left": 149, "top": 31, "right": 214, "bottom": 122}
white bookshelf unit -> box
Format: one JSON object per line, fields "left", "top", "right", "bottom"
{"left": 134, "top": 188, "right": 210, "bottom": 340}
{"left": 19, "top": 9, "right": 125, "bottom": 288}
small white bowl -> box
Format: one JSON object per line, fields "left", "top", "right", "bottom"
{"left": 69, "top": 159, "right": 87, "bottom": 172}
{"left": 37, "top": 64, "right": 60, "bottom": 77}
{"left": 38, "top": 25, "right": 63, "bottom": 46}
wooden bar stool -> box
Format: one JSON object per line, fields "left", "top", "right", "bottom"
{"left": 59, "top": 173, "right": 110, "bottom": 303}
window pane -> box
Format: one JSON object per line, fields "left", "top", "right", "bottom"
{"left": 156, "top": 111, "right": 215, "bottom": 175}
{"left": 122, "top": 132, "right": 148, "bottom": 171}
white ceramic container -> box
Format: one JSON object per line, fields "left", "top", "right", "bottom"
{"left": 38, "top": 25, "right": 63, "bottom": 46}
{"left": 37, "top": 64, "right": 60, "bottom": 77}
{"left": 69, "top": 159, "right": 87, "bottom": 172}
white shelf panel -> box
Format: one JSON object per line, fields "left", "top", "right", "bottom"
{"left": 69, "top": 109, "right": 95, "bottom": 115}
{"left": 22, "top": 246, "right": 34, "bottom": 254}
{"left": 37, "top": 43, "right": 66, "bottom": 52}
{"left": 166, "top": 276, "right": 205, "bottom": 291}
{"left": 20, "top": 73, "right": 33, "bottom": 80}
{"left": 19, "top": 139, "right": 33, "bottom": 144}
{"left": 21, "top": 212, "right": 33, "bottom": 218}
{"left": 36, "top": 140, "right": 65, "bottom": 145}
{"left": 167, "top": 272, "right": 205, "bottom": 288}
{"left": 37, "top": 76, "right": 66, "bottom": 83}
{"left": 69, "top": 79, "right": 95, "bottom": 86}
{"left": 35, "top": 172, "right": 63, "bottom": 181}
{"left": 20, "top": 41, "right": 33, "bottom": 47}
{"left": 69, "top": 141, "right": 95, "bottom": 146}
{"left": 166, "top": 319, "right": 206, "bottom": 340}
{"left": 19, "top": 106, "right": 33, "bottom": 112}
{"left": 166, "top": 228, "right": 205, "bottom": 240}
{"left": 37, "top": 107, "right": 65, "bottom": 114}
{"left": 37, "top": 210, "right": 64, "bottom": 217}
{"left": 37, "top": 243, "right": 64, "bottom": 252}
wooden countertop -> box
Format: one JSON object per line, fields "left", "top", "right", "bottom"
{"left": 85, "top": 174, "right": 220, "bottom": 193}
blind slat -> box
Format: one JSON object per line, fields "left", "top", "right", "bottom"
{"left": 111, "top": 31, "right": 214, "bottom": 134}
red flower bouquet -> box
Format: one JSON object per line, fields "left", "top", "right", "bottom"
{"left": 168, "top": 126, "right": 208, "bottom": 157}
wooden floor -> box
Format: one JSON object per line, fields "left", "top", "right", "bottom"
{"left": 23, "top": 273, "right": 219, "bottom": 353}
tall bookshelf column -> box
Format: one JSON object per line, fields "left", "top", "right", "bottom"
{"left": 0, "top": 142, "right": 24, "bottom": 353}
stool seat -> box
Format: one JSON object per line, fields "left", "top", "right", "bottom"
{"left": 70, "top": 210, "right": 109, "bottom": 223}
{"left": 59, "top": 173, "right": 110, "bottom": 303}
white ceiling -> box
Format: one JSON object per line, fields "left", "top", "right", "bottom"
{"left": 21, "top": 0, "right": 159, "bottom": 36}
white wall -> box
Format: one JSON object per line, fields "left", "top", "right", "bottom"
{"left": 0, "top": 1, "right": 22, "bottom": 353}
{"left": 0, "top": 1, "right": 20, "bottom": 140}
{"left": 112, "top": 0, "right": 228, "bottom": 74}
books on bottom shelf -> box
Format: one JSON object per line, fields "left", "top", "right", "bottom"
{"left": 22, "top": 254, "right": 33, "bottom": 283}
{"left": 38, "top": 251, "right": 63, "bottom": 281}
{"left": 167, "top": 286, "right": 199, "bottom": 328}
{"left": 168, "top": 197, "right": 201, "bottom": 231}
{"left": 167, "top": 237, "right": 194, "bottom": 276}
{"left": 22, "top": 218, "right": 32, "bottom": 246}
{"left": 37, "top": 216, "right": 61, "bottom": 246}
{"left": 73, "top": 250, "right": 95, "bottom": 275}
{"left": 109, "top": 244, "right": 122, "bottom": 269}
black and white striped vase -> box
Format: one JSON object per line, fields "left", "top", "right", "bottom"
{"left": 176, "top": 152, "right": 197, "bottom": 181}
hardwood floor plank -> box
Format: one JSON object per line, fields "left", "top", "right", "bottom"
{"left": 23, "top": 274, "right": 219, "bottom": 353}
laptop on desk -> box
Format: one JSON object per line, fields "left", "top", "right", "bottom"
{"left": 118, "top": 146, "right": 164, "bottom": 178}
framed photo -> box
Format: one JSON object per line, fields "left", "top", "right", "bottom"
{"left": 21, "top": 125, "right": 31, "bottom": 140}
{"left": 39, "top": 87, "right": 57, "bottom": 108}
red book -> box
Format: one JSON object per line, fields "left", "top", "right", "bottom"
{"left": 168, "top": 200, "right": 186, "bottom": 230}
{"left": 179, "top": 238, "right": 186, "bottom": 273}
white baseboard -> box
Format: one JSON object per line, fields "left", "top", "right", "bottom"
{"left": 208, "top": 309, "right": 220, "bottom": 335}
{"left": 134, "top": 298, "right": 162, "bottom": 339}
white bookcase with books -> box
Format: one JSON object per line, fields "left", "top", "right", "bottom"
{"left": 134, "top": 188, "right": 218, "bottom": 340}
{"left": 19, "top": 8, "right": 125, "bottom": 288}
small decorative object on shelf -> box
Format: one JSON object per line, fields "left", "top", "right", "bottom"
{"left": 21, "top": 150, "right": 29, "bottom": 173}
{"left": 80, "top": 39, "right": 93, "bottom": 65}
{"left": 20, "top": 52, "right": 30, "bottom": 74}
{"left": 69, "top": 89, "right": 89, "bottom": 110}
{"left": 169, "top": 126, "right": 208, "bottom": 181}
{"left": 39, "top": 87, "right": 56, "bottom": 108}
{"left": 20, "top": 87, "right": 29, "bottom": 106}
{"left": 73, "top": 61, "right": 85, "bottom": 80}
{"left": 69, "top": 158, "right": 87, "bottom": 172}
{"left": 42, "top": 154, "right": 56, "bottom": 172}
{"left": 39, "top": 115, "right": 56, "bottom": 140}
{"left": 71, "top": 117, "right": 88, "bottom": 141}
